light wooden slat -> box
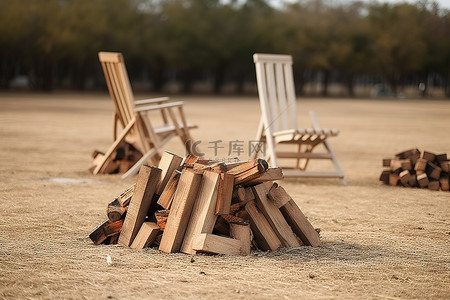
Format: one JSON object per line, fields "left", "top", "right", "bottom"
{"left": 275, "top": 63, "right": 288, "bottom": 130}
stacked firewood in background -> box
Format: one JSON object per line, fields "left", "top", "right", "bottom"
{"left": 379, "top": 148, "right": 449, "bottom": 191}
{"left": 89, "top": 152, "right": 321, "bottom": 255}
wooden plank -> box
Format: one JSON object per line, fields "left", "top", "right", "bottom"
{"left": 159, "top": 170, "right": 202, "bottom": 253}
{"left": 156, "top": 152, "right": 183, "bottom": 195}
{"left": 244, "top": 201, "right": 281, "bottom": 251}
{"left": 226, "top": 159, "right": 268, "bottom": 176}
{"left": 267, "top": 183, "right": 291, "bottom": 208}
{"left": 417, "top": 173, "right": 429, "bottom": 188}
{"left": 180, "top": 171, "right": 220, "bottom": 254}
{"left": 157, "top": 170, "right": 181, "bottom": 209}
{"left": 192, "top": 233, "right": 242, "bottom": 255}
{"left": 279, "top": 200, "right": 320, "bottom": 247}
{"left": 399, "top": 170, "right": 411, "bottom": 187}
{"left": 230, "top": 222, "right": 251, "bottom": 255}
{"left": 252, "top": 184, "right": 302, "bottom": 247}
{"left": 439, "top": 161, "right": 450, "bottom": 173}
{"left": 233, "top": 160, "right": 269, "bottom": 185}
{"left": 89, "top": 219, "right": 123, "bottom": 245}
{"left": 215, "top": 173, "right": 234, "bottom": 215}
{"left": 389, "top": 173, "right": 399, "bottom": 186}
{"left": 439, "top": 176, "right": 449, "bottom": 191}
{"left": 379, "top": 170, "right": 390, "bottom": 184}
{"left": 130, "top": 222, "right": 160, "bottom": 249}
{"left": 118, "top": 165, "right": 161, "bottom": 247}
{"left": 414, "top": 158, "right": 428, "bottom": 172}
{"left": 428, "top": 180, "right": 440, "bottom": 191}
{"left": 421, "top": 150, "right": 436, "bottom": 162}
{"left": 426, "top": 161, "right": 442, "bottom": 180}
{"left": 242, "top": 168, "right": 283, "bottom": 186}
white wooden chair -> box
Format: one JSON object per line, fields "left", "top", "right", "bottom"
{"left": 93, "top": 52, "right": 198, "bottom": 179}
{"left": 253, "top": 53, "right": 346, "bottom": 184}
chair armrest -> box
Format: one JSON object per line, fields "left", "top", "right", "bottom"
{"left": 134, "top": 97, "right": 170, "bottom": 106}
{"left": 134, "top": 101, "right": 184, "bottom": 112}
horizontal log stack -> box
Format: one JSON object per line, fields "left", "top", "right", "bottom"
{"left": 380, "top": 148, "right": 449, "bottom": 192}
{"left": 89, "top": 152, "right": 321, "bottom": 255}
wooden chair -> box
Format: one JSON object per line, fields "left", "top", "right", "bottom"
{"left": 93, "top": 51, "right": 198, "bottom": 179}
{"left": 253, "top": 53, "right": 346, "bottom": 184}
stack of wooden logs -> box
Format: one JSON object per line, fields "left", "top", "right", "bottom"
{"left": 379, "top": 148, "right": 449, "bottom": 191}
{"left": 89, "top": 152, "right": 321, "bottom": 255}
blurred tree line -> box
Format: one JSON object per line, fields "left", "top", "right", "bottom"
{"left": 0, "top": 0, "right": 449, "bottom": 97}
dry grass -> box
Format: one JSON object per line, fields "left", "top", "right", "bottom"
{"left": 0, "top": 92, "right": 449, "bottom": 299}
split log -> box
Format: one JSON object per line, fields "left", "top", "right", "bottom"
{"left": 244, "top": 201, "right": 281, "bottom": 251}
{"left": 229, "top": 222, "right": 251, "bottom": 255}
{"left": 156, "top": 152, "right": 183, "bottom": 195}
{"left": 215, "top": 173, "right": 234, "bottom": 215}
{"left": 252, "top": 184, "right": 302, "bottom": 247}
{"left": 130, "top": 222, "right": 160, "bottom": 249}
{"left": 154, "top": 210, "right": 169, "bottom": 231}
{"left": 192, "top": 233, "right": 242, "bottom": 255}
{"left": 159, "top": 170, "right": 202, "bottom": 253}
{"left": 181, "top": 171, "right": 220, "bottom": 254}
{"left": 157, "top": 170, "right": 181, "bottom": 209}
{"left": 89, "top": 219, "right": 123, "bottom": 245}
{"left": 118, "top": 165, "right": 161, "bottom": 247}
{"left": 107, "top": 199, "right": 127, "bottom": 222}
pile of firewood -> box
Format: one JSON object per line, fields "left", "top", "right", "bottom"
{"left": 379, "top": 148, "right": 449, "bottom": 191}
{"left": 89, "top": 152, "right": 321, "bottom": 255}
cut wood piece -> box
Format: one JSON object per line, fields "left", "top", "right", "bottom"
{"left": 192, "top": 233, "right": 242, "bottom": 255}
{"left": 245, "top": 201, "right": 281, "bottom": 251}
{"left": 234, "top": 163, "right": 269, "bottom": 185}
{"left": 417, "top": 173, "right": 429, "bottom": 188}
{"left": 107, "top": 198, "right": 127, "bottom": 222}
{"left": 408, "top": 174, "right": 417, "bottom": 187}
{"left": 428, "top": 180, "right": 440, "bottom": 191}
{"left": 156, "top": 152, "right": 183, "bottom": 195}
{"left": 118, "top": 184, "right": 135, "bottom": 206}
{"left": 181, "top": 171, "right": 220, "bottom": 254}
{"left": 155, "top": 210, "right": 169, "bottom": 230}
{"left": 130, "top": 222, "right": 160, "bottom": 249}
{"left": 382, "top": 158, "right": 391, "bottom": 167}
{"left": 390, "top": 159, "right": 403, "bottom": 172}
{"left": 426, "top": 162, "right": 442, "bottom": 180}
{"left": 157, "top": 170, "right": 181, "bottom": 209}
{"left": 439, "top": 176, "right": 449, "bottom": 191}
{"left": 252, "top": 183, "right": 302, "bottom": 247}
{"left": 109, "top": 233, "right": 119, "bottom": 245}
{"left": 230, "top": 222, "right": 251, "bottom": 255}
{"left": 242, "top": 168, "right": 284, "bottom": 186}
{"left": 159, "top": 170, "right": 202, "bottom": 253}
{"left": 379, "top": 170, "right": 390, "bottom": 184}
{"left": 399, "top": 170, "right": 411, "bottom": 187}
{"left": 182, "top": 155, "right": 199, "bottom": 168}
{"left": 216, "top": 173, "right": 234, "bottom": 215}
{"left": 415, "top": 158, "right": 428, "bottom": 172}
{"left": 267, "top": 183, "right": 291, "bottom": 208}
{"left": 118, "top": 165, "right": 162, "bottom": 247}
{"left": 440, "top": 161, "right": 450, "bottom": 173}
{"left": 389, "top": 173, "right": 399, "bottom": 186}
{"left": 89, "top": 219, "right": 124, "bottom": 245}
{"left": 395, "top": 148, "right": 420, "bottom": 160}
{"left": 435, "top": 153, "right": 447, "bottom": 163}
{"left": 421, "top": 150, "right": 436, "bottom": 162}
{"left": 279, "top": 200, "right": 320, "bottom": 247}
{"left": 245, "top": 187, "right": 256, "bottom": 201}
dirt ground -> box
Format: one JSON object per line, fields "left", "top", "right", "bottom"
{"left": 0, "top": 92, "right": 449, "bottom": 299}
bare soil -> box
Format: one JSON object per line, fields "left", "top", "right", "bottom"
{"left": 0, "top": 92, "right": 449, "bottom": 299}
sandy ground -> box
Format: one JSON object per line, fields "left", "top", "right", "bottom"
{"left": 0, "top": 92, "right": 449, "bottom": 299}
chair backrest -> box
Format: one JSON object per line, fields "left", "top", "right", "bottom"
{"left": 253, "top": 53, "right": 298, "bottom": 133}
{"left": 98, "top": 52, "right": 135, "bottom": 128}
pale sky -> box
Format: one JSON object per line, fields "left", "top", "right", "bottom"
{"left": 269, "top": 0, "right": 450, "bottom": 9}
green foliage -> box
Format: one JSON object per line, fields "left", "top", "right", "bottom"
{"left": 0, "top": 0, "right": 448, "bottom": 96}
